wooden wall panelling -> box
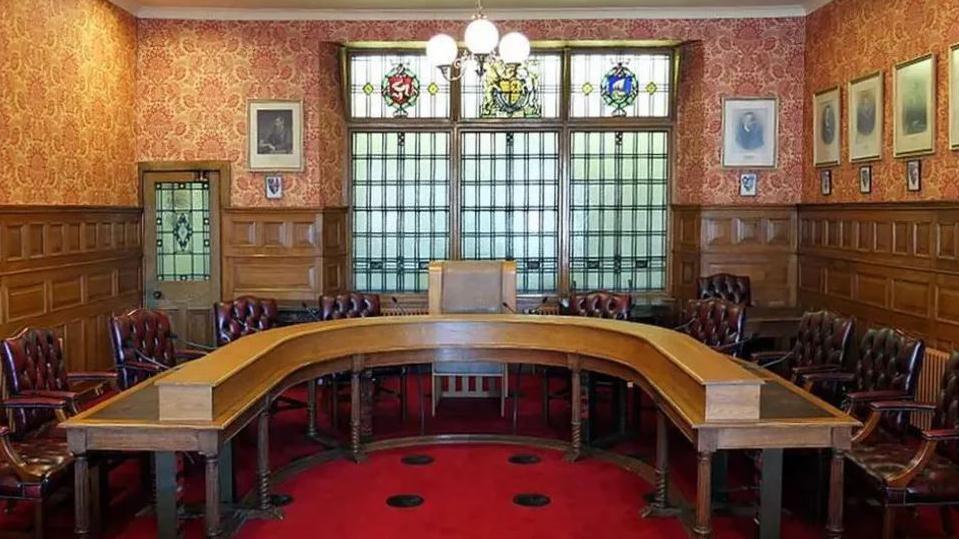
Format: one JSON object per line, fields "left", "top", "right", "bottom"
{"left": 221, "top": 207, "right": 349, "bottom": 304}
{"left": 0, "top": 207, "right": 143, "bottom": 372}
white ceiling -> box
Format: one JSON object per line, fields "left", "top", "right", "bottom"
{"left": 110, "top": 0, "right": 834, "bottom": 19}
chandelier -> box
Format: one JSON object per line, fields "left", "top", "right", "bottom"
{"left": 426, "top": 0, "right": 530, "bottom": 81}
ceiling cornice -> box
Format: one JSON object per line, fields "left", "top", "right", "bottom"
{"left": 109, "top": 2, "right": 837, "bottom": 20}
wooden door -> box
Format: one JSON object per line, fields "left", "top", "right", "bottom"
{"left": 142, "top": 166, "right": 223, "bottom": 347}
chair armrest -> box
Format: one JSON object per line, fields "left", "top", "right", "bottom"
{"left": 852, "top": 401, "right": 936, "bottom": 444}
{"left": 20, "top": 390, "right": 81, "bottom": 414}
{"left": 800, "top": 371, "right": 856, "bottom": 393}
{"left": 749, "top": 351, "right": 788, "bottom": 363}
{"left": 845, "top": 390, "right": 911, "bottom": 405}
{"left": 120, "top": 360, "right": 164, "bottom": 373}
{"left": 66, "top": 371, "right": 117, "bottom": 383}
{"left": 0, "top": 396, "right": 72, "bottom": 422}
{"left": 790, "top": 364, "right": 839, "bottom": 376}
{"left": 921, "top": 429, "right": 959, "bottom": 442}
{"left": 175, "top": 349, "right": 206, "bottom": 361}
{"left": 0, "top": 426, "right": 33, "bottom": 481}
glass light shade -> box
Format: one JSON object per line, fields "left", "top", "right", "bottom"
{"left": 426, "top": 34, "right": 458, "bottom": 66}
{"left": 464, "top": 18, "right": 499, "bottom": 55}
{"left": 498, "top": 32, "right": 530, "bottom": 64}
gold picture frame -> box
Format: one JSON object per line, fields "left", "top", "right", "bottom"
{"left": 894, "top": 53, "right": 936, "bottom": 158}
{"left": 848, "top": 71, "right": 883, "bottom": 162}
{"left": 813, "top": 86, "right": 841, "bottom": 167}
{"left": 950, "top": 43, "right": 959, "bottom": 150}
{"left": 721, "top": 96, "right": 779, "bottom": 169}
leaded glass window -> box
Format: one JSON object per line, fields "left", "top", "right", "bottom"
{"left": 460, "top": 53, "right": 562, "bottom": 119}
{"left": 155, "top": 181, "right": 211, "bottom": 281}
{"left": 570, "top": 131, "right": 668, "bottom": 291}
{"left": 352, "top": 131, "right": 450, "bottom": 292}
{"left": 460, "top": 132, "right": 560, "bottom": 292}
{"left": 349, "top": 53, "right": 450, "bottom": 119}
{"left": 570, "top": 53, "right": 671, "bottom": 118}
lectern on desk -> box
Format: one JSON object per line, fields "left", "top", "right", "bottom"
{"left": 61, "top": 316, "right": 858, "bottom": 539}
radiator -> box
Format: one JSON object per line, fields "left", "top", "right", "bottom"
{"left": 913, "top": 347, "right": 950, "bottom": 429}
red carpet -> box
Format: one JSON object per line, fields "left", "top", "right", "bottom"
{"left": 1, "top": 373, "right": 957, "bottom": 538}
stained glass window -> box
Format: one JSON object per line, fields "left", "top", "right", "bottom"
{"left": 460, "top": 132, "right": 560, "bottom": 292}
{"left": 352, "top": 132, "right": 450, "bottom": 292}
{"left": 569, "top": 131, "right": 668, "bottom": 291}
{"left": 155, "top": 181, "right": 211, "bottom": 281}
{"left": 350, "top": 53, "right": 449, "bottom": 118}
{"left": 570, "top": 53, "right": 671, "bottom": 118}
{"left": 461, "top": 53, "right": 562, "bottom": 119}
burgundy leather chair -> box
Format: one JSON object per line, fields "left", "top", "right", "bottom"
{"left": 844, "top": 351, "right": 959, "bottom": 539}
{"left": 214, "top": 296, "right": 279, "bottom": 347}
{"left": 750, "top": 311, "right": 855, "bottom": 384}
{"left": 319, "top": 293, "right": 381, "bottom": 320}
{"left": 697, "top": 273, "right": 751, "bottom": 305}
{"left": 801, "top": 327, "right": 924, "bottom": 425}
{"left": 560, "top": 291, "right": 632, "bottom": 319}
{"left": 675, "top": 298, "right": 748, "bottom": 358}
{"left": 108, "top": 309, "right": 206, "bottom": 390}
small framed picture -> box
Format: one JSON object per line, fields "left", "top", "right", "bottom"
{"left": 906, "top": 159, "right": 922, "bottom": 191}
{"left": 248, "top": 99, "right": 304, "bottom": 171}
{"left": 894, "top": 54, "right": 936, "bottom": 157}
{"left": 814, "top": 86, "right": 841, "bottom": 166}
{"left": 265, "top": 175, "right": 283, "bottom": 199}
{"left": 820, "top": 169, "right": 832, "bottom": 195}
{"left": 739, "top": 172, "right": 758, "bottom": 197}
{"left": 721, "top": 97, "right": 779, "bottom": 168}
{"left": 858, "top": 166, "right": 872, "bottom": 194}
{"left": 950, "top": 43, "right": 959, "bottom": 150}
{"left": 848, "top": 71, "right": 883, "bottom": 162}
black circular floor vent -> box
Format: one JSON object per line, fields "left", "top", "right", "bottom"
{"left": 508, "top": 454, "right": 541, "bottom": 465}
{"left": 513, "top": 493, "right": 550, "bottom": 507}
{"left": 386, "top": 494, "right": 424, "bottom": 508}
{"left": 401, "top": 454, "right": 435, "bottom": 466}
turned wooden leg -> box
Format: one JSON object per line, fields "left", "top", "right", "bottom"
{"left": 74, "top": 453, "right": 90, "bottom": 539}
{"left": 641, "top": 408, "right": 680, "bottom": 518}
{"left": 400, "top": 368, "right": 408, "bottom": 422}
{"left": 204, "top": 454, "right": 221, "bottom": 538}
{"left": 351, "top": 369, "right": 365, "bottom": 462}
{"left": 258, "top": 411, "right": 272, "bottom": 512}
{"left": 307, "top": 378, "right": 318, "bottom": 439}
{"left": 567, "top": 364, "right": 582, "bottom": 462}
{"left": 826, "top": 449, "right": 845, "bottom": 539}
{"left": 360, "top": 370, "right": 374, "bottom": 441}
{"left": 154, "top": 452, "right": 179, "bottom": 539}
{"left": 693, "top": 450, "right": 714, "bottom": 539}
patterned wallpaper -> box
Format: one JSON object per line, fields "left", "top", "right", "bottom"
{"left": 804, "top": 0, "right": 959, "bottom": 203}
{"left": 0, "top": 0, "right": 138, "bottom": 206}
{"left": 135, "top": 17, "right": 806, "bottom": 207}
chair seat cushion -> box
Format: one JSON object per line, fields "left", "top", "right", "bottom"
{"left": 847, "top": 440, "right": 959, "bottom": 504}
{"left": 0, "top": 436, "right": 72, "bottom": 499}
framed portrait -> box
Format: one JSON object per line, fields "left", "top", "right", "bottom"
{"left": 265, "top": 175, "right": 283, "bottom": 199}
{"left": 739, "top": 172, "right": 758, "bottom": 197}
{"left": 820, "top": 169, "right": 832, "bottom": 196}
{"left": 894, "top": 54, "right": 936, "bottom": 157}
{"left": 859, "top": 166, "right": 872, "bottom": 194}
{"left": 848, "top": 72, "right": 883, "bottom": 162}
{"left": 950, "top": 44, "right": 959, "bottom": 150}
{"left": 248, "top": 100, "right": 304, "bottom": 171}
{"left": 722, "top": 97, "right": 779, "bottom": 168}
{"left": 813, "top": 87, "right": 841, "bottom": 166}
{"left": 906, "top": 159, "right": 922, "bottom": 191}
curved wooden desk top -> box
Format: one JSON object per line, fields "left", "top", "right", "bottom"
{"left": 63, "top": 315, "right": 858, "bottom": 454}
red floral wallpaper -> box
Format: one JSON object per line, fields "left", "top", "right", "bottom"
{"left": 0, "top": 0, "right": 138, "bottom": 206}
{"left": 804, "top": 0, "right": 959, "bottom": 203}
{"left": 135, "top": 17, "right": 806, "bottom": 207}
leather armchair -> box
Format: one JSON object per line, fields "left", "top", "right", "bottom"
{"left": 320, "top": 293, "right": 381, "bottom": 319}
{"left": 697, "top": 273, "right": 751, "bottom": 305}
{"left": 1, "top": 328, "right": 116, "bottom": 436}
{"left": 108, "top": 309, "right": 206, "bottom": 390}
{"left": 749, "top": 311, "right": 854, "bottom": 384}
{"left": 845, "top": 351, "right": 959, "bottom": 539}
{"left": 559, "top": 291, "right": 632, "bottom": 319}
{"left": 675, "top": 298, "right": 748, "bottom": 358}
{"left": 801, "top": 328, "right": 924, "bottom": 432}
{"left": 214, "top": 296, "right": 279, "bottom": 346}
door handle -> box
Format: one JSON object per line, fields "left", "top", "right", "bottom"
{"left": 152, "top": 290, "right": 163, "bottom": 300}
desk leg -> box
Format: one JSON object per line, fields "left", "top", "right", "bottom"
{"left": 307, "top": 379, "right": 318, "bottom": 439}
{"left": 74, "top": 453, "right": 91, "bottom": 539}
{"left": 360, "top": 370, "right": 374, "bottom": 442}
{"left": 204, "top": 453, "right": 221, "bottom": 538}
{"left": 351, "top": 370, "right": 366, "bottom": 462}
{"left": 826, "top": 449, "right": 845, "bottom": 539}
{"left": 758, "top": 448, "right": 783, "bottom": 539}
{"left": 641, "top": 409, "right": 680, "bottom": 518}
{"left": 246, "top": 410, "right": 285, "bottom": 520}
{"left": 694, "top": 450, "right": 713, "bottom": 539}
{"left": 566, "top": 365, "right": 582, "bottom": 462}
{"left": 154, "top": 452, "right": 179, "bottom": 539}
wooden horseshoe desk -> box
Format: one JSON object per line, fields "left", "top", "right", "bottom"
{"left": 61, "top": 315, "right": 858, "bottom": 539}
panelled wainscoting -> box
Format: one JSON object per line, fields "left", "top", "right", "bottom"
{"left": 798, "top": 203, "right": 959, "bottom": 351}
{"left": 671, "top": 205, "right": 798, "bottom": 307}
{"left": 0, "top": 206, "right": 142, "bottom": 372}
{"left": 221, "top": 207, "right": 349, "bottom": 303}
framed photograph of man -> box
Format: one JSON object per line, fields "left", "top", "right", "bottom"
{"left": 814, "top": 87, "right": 841, "bottom": 166}
{"left": 820, "top": 169, "right": 832, "bottom": 196}
{"left": 859, "top": 166, "right": 872, "bottom": 194}
{"left": 248, "top": 100, "right": 304, "bottom": 171}
{"left": 894, "top": 54, "right": 936, "bottom": 157}
{"left": 906, "top": 159, "right": 922, "bottom": 192}
{"left": 739, "top": 172, "right": 758, "bottom": 197}
{"left": 848, "top": 72, "right": 883, "bottom": 162}
{"left": 722, "top": 97, "right": 778, "bottom": 168}
{"left": 950, "top": 44, "right": 959, "bottom": 150}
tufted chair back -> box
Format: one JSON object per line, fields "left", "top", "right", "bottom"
{"left": 933, "top": 352, "right": 959, "bottom": 463}
{"left": 0, "top": 328, "right": 68, "bottom": 434}
{"left": 697, "top": 273, "right": 751, "bottom": 305}
{"left": 678, "top": 298, "right": 747, "bottom": 356}
{"left": 561, "top": 291, "right": 632, "bottom": 320}
{"left": 787, "top": 311, "right": 855, "bottom": 380}
{"left": 319, "top": 293, "right": 381, "bottom": 320}
{"left": 214, "top": 296, "right": 279, "bottom": 346}
{"left": 854, "top": 327, "right": 925, "bottom": 435}
{"left": 109, "top": 309, "right": 177, "bottom": 389}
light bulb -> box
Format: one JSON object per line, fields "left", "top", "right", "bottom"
{"left": 464, "top": 18, "right": 499, "bottom": 55}
{"left": 498, "top": 32, "right": 530, "bottom": 64}
{"left": 426, "top": 34, "right": 458, "bottom": 66}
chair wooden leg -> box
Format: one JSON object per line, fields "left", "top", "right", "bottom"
{"left": 882, "top": 506, "right": 896, "bottom": 539}
{"left": 941, "top": 506, "right": 955, "bottom": 538}
{"left": 33, "top": 500, "right": 43, "bottom": 539}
